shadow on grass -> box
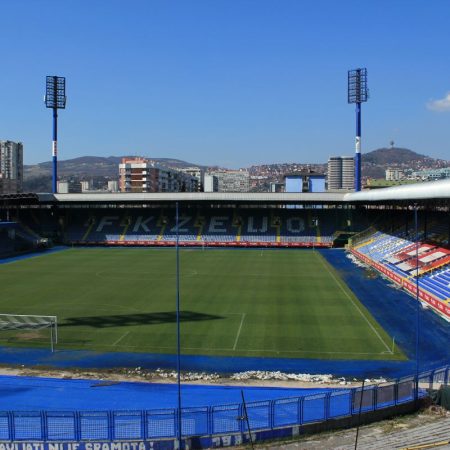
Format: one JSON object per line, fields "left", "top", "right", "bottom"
{"left": 60, "top": 311, "right": 223, "bottom": 328}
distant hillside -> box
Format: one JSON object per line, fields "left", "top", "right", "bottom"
{"left": 23, "top": 156, "right": 204, "bottom": 192}
{"left": 361, "top": 147, "right": 446, "bottom": 179}
{"left": 24, "top": 156, "right": 203, "bottom": 178}
{"left": 22, "top": 148, "right": 447, "bottom": 192}
{"left": 363, "top": 147, "right": 430, "bottom": 165}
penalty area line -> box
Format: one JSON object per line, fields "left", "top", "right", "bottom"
{"left": 317, "top": 254, "right": 393, "bottom": 354}
{"left": 112, "top": 331, "right": 130, "bottom": 346}
{"left": 233, "top": 313, "right": 246, "bottom": 350}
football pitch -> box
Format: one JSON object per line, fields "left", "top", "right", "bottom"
{"left": 0, "top": 248, "right": 405, "bottom": 361}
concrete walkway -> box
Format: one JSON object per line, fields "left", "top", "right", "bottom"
{"left": 250, "top": 410, "right": 450, "bottom": 449}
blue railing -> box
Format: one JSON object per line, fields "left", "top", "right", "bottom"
{"left": 0, "top": 366, "right": 447, "bottom": 442}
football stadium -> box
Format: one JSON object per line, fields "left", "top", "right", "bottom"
{"left": 0, "top": 180, "right": 449, "bottom": 448}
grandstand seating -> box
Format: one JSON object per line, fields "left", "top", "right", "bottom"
{"left": 0, "top": 231, "right": 15, "bottom": 257}
{"left": 57, "top": 208, "right": 364, "bottom": 248}
{"left": 0, "top": 222, "right": 41, "bottom": 258}
{"left": 351, "top": 225, "right": 450, "bottom": 321}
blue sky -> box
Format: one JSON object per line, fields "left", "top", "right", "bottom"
{"left": 1, "top": 0, "right": 449, "bottom": 167}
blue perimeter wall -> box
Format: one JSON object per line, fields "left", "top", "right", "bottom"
{"left": 0, "top": 248, "right": 448, "bottom": 379}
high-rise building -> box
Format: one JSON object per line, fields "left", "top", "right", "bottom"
{"left": 57, "top": 180, "right": 82, "bottom": 193}
{"left": 0, "top": 140, "right": 23, "bottom": 194}
{"left": 341, "top": 156, "right": 355, "bottom": 190}
{"left": 107, "top": 180, "right": 119, "bottom": 192}
{"left": 180, "top": 167, "right": 204, "bottom": 191}
{"left": 209, "top": 170, "right": 250, "bottom": 193}
{"left": 203, "top": 174, "right": 219, "bottom": 192}
{"left": 118, "top": 157, "right": 197, "bottom": 193}
{"left": 80, "top": 180, "right": 93, "bottom": 192}
{"left": 327, "top": 157, "right": 342, "bottom": 190}
{"left": 327, "top": 156, "right": 354, "bottom": 190}
{"left": 119, "top": 157, "right": 153, "bottom": 192}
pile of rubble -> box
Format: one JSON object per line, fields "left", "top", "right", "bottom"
{"left": 154, "top": 369, "right": 221, "bottom": 381}
{"left": 13, "top": 365, "right": 389, "bottom": 386}
{"left": 120, "top": 368, "right": 388, "bottom": 386}
{"left": 230, "top": 371, "right": 344, "bottom": 384}
{"left": 346, "top": 253, "right": 367, "bottom": 268}
{"left": 230, "top": 371, "right": 388, "bottom": 385}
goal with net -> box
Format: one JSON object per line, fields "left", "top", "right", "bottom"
{"left": 0, "top": 314, "right": 57, "bottom": 351}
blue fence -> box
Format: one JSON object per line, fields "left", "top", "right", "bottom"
{"left": 0, "top": 366, "right": 448, "bottom": 442}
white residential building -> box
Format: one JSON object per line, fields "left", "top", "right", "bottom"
{"left": 0, "top": 140, "right": 23, "bottom": 194}
{"left": 327, "top": 156, "right": 354, "bottom": 190}
{"left": 209, "top": 170, "right": 250, "bottom": 193}
{"left": 204, "top": 174, "right": 219, "bottom": 192}
{"left": 107, "top": 180, "right": 119, "bottom": 192}
{"left": 180, "top": 167, "right": 204, "bottom": 191}
{"left": 386, "top": 168, "right": 405, "bottom": 181}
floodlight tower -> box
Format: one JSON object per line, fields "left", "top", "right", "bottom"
{"left": 348, "top": 68, "right": 368, "bottom": 191}
{"left": 45, "top": 76, "right": 66, "bottom": 194}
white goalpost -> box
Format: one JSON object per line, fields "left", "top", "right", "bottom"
{"left": 0, "top": 314, "right": 58, "bottom": 352}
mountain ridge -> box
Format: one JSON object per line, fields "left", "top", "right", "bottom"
{"left": 363, "top": 147, "right": 432, "bottom": 165}
{"left": 22, "top": 147, "right": 447, "bottom": 192}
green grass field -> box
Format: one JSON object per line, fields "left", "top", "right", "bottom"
{"left": 0, "top": 248, "right": 405, "bottom": 360}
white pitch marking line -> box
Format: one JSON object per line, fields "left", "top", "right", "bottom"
{"left": 113, "top": 331, "right": 130, "bottom": 346}
{"left": 83, "top": 342, "right": 385, "bottom": 356}
{"left": 317, "top": 254, "right": 393, "bottom": 354}
{"left": 233, "top": 313, "right": 246, "bottom": 350}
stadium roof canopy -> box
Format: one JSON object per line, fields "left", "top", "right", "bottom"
{"left": 344, "top": 178, "right": 450, "bottom": 202}
{"left": 1, "top": 179, "right": 448, "bottom": 205}
{"left": 36, "top": 192, "right": 348, "bottom": 204}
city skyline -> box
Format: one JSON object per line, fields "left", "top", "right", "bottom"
{"left": 1, "top": 0, "right": 449, "bottom": 167}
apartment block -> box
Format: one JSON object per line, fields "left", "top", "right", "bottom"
{"left": 208, "top": 170, "right": 250, "bottom": 193}
{"left": 0, "top": 140, "right": 23, "bottom": 194}
{"left": 119, "top": 157, "right": 197, "bottom": 193}
{"left": 327, "top": 156, "right": 354, "bottom": 190}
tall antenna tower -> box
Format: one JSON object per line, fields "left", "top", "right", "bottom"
{"left": 348, "top": 68, "right": 369, "bottom": 191}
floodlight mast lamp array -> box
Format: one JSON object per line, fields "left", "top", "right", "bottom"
{"left": 348, "top": 68, "right": 368, "bottom": 192}
{"left": 45, "top": 76, "right": 66, "bottom": 194}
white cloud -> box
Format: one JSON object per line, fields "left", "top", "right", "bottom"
{"left": 427, "top": 92, "right": 450, "bottom": 112}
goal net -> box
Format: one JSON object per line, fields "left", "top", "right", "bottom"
{"left": 0, "top": 314, "right": 58, "bottom": 351}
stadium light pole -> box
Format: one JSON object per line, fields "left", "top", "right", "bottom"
{"left": 45, "top": 76, "right": 66, "bottom": 194}
{"left": 175, "top": 201, "right": 182, "bottom": 447}
{"left": 348, "top": 68, "right": 369, "bottom": 192}
{"left": 414, "top": 203, "right": 420, "bottom": 400}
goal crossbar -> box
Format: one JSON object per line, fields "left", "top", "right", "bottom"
{"left": 0, "top": 314, "right": 58, "bottom": 351}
